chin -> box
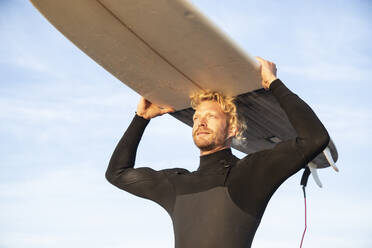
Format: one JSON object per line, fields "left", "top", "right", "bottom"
{"left": 194, "top": 136, "right": 230, "bottom": 154}
{"left": 193, "top": 139, "right": 216, "bottom": 151}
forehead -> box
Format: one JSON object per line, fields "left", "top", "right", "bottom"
{"left": 194, "top": 100, "right": 224, "bottom": 115}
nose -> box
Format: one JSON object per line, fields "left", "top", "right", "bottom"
{"left": 198, "top": 116, "right": 207, "bottom": 127}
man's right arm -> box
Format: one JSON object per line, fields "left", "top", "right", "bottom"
{"left": 105, "top": 99, "right": 175, "bottom": 210}
{"left": 105, "top": 114, "right": 152, "bottom": 189}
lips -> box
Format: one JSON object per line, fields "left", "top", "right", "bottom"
{"left": 196, "top": 129, "right": 211, "bottom": 136}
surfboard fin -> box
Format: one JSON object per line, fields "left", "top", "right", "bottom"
{"left": 323, "top": 147, "right": 339, "bottom": 172}
{"left": 308, "top": 162, "right": 322, "bottom": 188}
{"left": 306, "top": 146, "right": 339, "bottom": 188}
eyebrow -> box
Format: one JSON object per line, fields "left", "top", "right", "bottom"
{"left": 193, "top": 110, "right": 219, "bottom": 117}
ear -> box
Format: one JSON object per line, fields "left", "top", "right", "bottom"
{"left": 226, "top": 124, "right": 237, "bottom": 140}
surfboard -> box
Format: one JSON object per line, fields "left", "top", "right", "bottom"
{"left": 30, "top": 0, "right": 262, "bottom": 111}
{"left": 29, "top": 0, "right": 338, "bottom": 178}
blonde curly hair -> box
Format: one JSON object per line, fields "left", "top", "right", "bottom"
{"left": 190, "top": 90, "right": 245, "bottom": 140}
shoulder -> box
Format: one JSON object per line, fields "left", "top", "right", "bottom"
{"left": 234, "top": 149, "right": 274, "bottom": 172}
{"left": 236, "top": 151, "right": 262, "bottom": 166}
{"left": 238, "top": 140, "right": 299, "bottom": 166}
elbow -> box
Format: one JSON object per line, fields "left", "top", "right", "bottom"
{"left": 314, "top": 128, "right": 330, "bottom": 152}
{"left": 105, "top": 168, "right": 116, "bottom": 185}
{"left": 305, "top": 128, "right": 330, "bottom": 160}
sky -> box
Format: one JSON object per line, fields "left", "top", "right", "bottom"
{"left": 0, "top": 0, "right": 371, "bottom": 247}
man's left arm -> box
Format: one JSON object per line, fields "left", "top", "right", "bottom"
{"left": 269, "top": 78, "right": 330, "bottom": 163}
{"left": 244, "top": 58, "right": 330, "bottom": 190}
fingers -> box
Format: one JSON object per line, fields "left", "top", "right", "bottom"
{"left": 140, "top": 96, "right": 149, "bottom": 103}
{"left": 141, "top": 97, "right": 152, "bottom": 107}
{"left": 137, "top": 97, "right": 146, "bottom": 111}
{"left": 255, "top": 56, "right": 275, "bottom": 68}
{"left": 255, "top": 56, "right": 278, "bottom": 90}
{"left": 137, "top": 95, "right": 175, "bottom": 119}
{"left": 160, "top": 107, "right": 175, "bottom": 115}
{"left": 255, "top": 56, "right": 264, "bottom": 64}
{"left": 138, "top": 96, "right": 150, "bottom": 107}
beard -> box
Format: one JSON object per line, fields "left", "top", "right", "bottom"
{"left": 192, "top": 128, "right": 228, "bottom": 152}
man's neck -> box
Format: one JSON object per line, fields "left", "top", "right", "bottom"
{"left": 200, "top": 145, "right": 230, "bottom": 156}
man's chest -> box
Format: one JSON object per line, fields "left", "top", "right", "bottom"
{"left": 171, "top": 186, "right": 259, "bottom": 248}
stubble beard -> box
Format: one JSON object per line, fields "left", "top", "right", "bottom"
{"left": 193, "top": 130, "right": 228, "bottom": 153}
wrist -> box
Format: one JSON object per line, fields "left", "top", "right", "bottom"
{"left": 262, "top": 76, "right": 278, "bottom": 90}
{"left": 135, "top": 112, "right": 150, "bottom": 120}
{"left": 267, "top": 76, "right": 278, "bottom": 85}
{"left": 268, "top": 78, "right": 282, "bottom": 91}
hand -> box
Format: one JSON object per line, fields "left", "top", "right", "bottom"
{"left": 136, "top": 97, "right": 175, "bottom": 120}
{"left": 255, "top": 56, "right": 278, "bottom": 90}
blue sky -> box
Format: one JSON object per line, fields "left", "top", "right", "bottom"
{"left": 1, "top": 0, "right": 371, "bottom": 247}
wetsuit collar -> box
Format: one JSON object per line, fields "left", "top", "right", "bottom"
{"left": 198, "top": 148, "right": 234, "bottom": 171}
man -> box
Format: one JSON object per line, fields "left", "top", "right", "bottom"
{"left": 105, "top": 57, "right": 329, "bottom": 248}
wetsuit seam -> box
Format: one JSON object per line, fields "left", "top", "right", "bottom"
{"left": 225, "top": 187, "right": 260, "bottom": 222}
{"left": 162, "top": 170, "right": 177, "bottom": 213}
{"left": 113, "top": 178, "right": 154, "bottom": 186}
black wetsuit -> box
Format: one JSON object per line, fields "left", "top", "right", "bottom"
{"left": 105, "top": 79, "right": 330, "bottom": 248}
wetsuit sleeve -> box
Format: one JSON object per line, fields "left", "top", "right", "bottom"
{"left": 105, "top": 114, "right": 175, "bottom": 211}
{"left": 239, "top": 79, "right": 330, "bottom": 199}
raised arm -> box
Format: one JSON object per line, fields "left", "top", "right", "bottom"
{"left": 240, "top": 58, "right": 330, "bottom": 196}
{"left": 105, "top": 98, "right": 175, "bottom": 211}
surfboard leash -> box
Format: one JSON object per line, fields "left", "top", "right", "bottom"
{"left": 299, "top": 167, "right": 311, "bottom": 248}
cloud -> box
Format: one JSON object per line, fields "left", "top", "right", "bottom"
{"left": 253, "top": 180, "right": 372, "bottom": 248}
{"left": 0, "top": 164, "right": 175, "bottom": 248}
{"left": 281, "top": 63, "right": 370, "bottom": 82}
{"left": 313, "top": 104, "right": 372, "bottom": 147}
{"left": 189, "top": 0, "right": 372, "bottom": 86}
{"left": 7, "top": 54, "right": 50, "bottom": 74}
{"left": 0, "top": 233, "right": 60, "bottom": 247}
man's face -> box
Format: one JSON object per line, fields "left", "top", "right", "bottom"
{"left": 192, "top": 100, "right": 231, "bottom": 154}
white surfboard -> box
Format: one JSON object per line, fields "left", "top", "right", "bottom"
{"left": 30, "top": 0, "right": 261, "bottom": 111}
{"left": 29, "top": 0, "right": 338, "bottom": 173}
